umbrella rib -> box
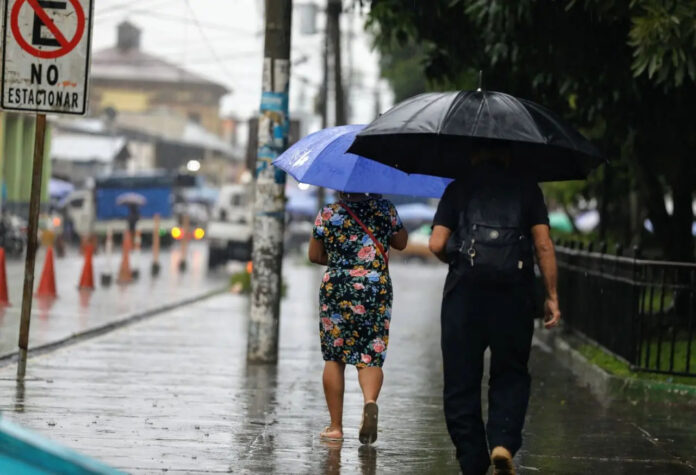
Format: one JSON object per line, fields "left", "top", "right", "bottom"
{"left": 510, "top": 97, "right": 553, "bottom": 144}
{"left": 521, "top": 99, "right": 579, "bottom": 147}
{"left": 400, "top": 93, "right": 454, "bottom": 134}
{"left": 437, "top": 92, "right": 460, "bottom": 134}
{"left": 470, "top": 93, "right": 486, "bottom": 136}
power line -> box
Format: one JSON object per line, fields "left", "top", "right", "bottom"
{"left": 97, "top": 8, "right": 258, "bottom": 36}
{"left": 182, "top": 0, "right": 236, "bottom": 83}
{"left": 96, "top": 0, "right": 169, "bottom": 17}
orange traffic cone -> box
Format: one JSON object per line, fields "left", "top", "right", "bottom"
{"left": 117, "top": 231, "right": 133, "bottom": 284}
{"left": 35, "top": 247, "right": 57, "bottom": 299}
{"left": 0, "top": 248, "right": 9, "bottom": 306}
{"left": 78, "top": 243, "right": 95, "bottom": 290}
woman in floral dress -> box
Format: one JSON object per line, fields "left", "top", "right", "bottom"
{"left": 309, "top": 192, "right": 408, "bottom": 444}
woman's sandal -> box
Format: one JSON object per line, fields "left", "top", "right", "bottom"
{"left": 358, "top": 402, "right": 379, "bottom": 445}
{"left": 320, "top": 426, "right": 344, "bottom": 442}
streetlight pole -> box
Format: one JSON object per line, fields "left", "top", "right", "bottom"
{"left": 247, "top": 0, "right": 293, "bottom": 364}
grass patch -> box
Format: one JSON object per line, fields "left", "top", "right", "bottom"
{"left": 639, "top": 339, "right": 696, "bottom": 375}
{"left": 640, "top": 289, "right": 674, "bottom": 313}
{"left": 577, "top": 343, "right": 696, "bottom": 387}
{"left": 229, "top": 270, "right": 288, "bottom": 297}
{"left": 229, "top": 270, "right": 252, "bottom": 294}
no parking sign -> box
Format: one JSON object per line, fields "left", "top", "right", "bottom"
{"left": 1, "top": 0, "right": 94, "bottom": 115}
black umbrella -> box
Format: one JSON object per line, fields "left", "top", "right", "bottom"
{"left": 348, "top": 90, "right": 605, "bottom": 182}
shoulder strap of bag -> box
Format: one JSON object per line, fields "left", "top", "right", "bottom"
{"left": 339, "top": 202, "right": 389, "bottom": 267}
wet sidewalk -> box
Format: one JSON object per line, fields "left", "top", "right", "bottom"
{"left": 0, "top": 261, "right": 694, "bottom": 473}
{"left": 0, "top": 242, "right": 227, "bottom": 359}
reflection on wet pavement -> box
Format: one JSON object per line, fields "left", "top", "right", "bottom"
{"left": 0, "top": 260, "right": 693, "bottom": 473}
{"left": 0, "top": 243, "right": 226, "bottom": 358}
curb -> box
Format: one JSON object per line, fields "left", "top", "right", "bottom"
{"left": 0, "top": 286, "right": 229, "bottom": 367}
{"left": 535, "top": 328, "right": 696, "bottom": 407}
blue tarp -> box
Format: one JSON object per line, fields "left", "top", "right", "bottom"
{"left": 96, "top": 187, "right": 172, "bottom": 220}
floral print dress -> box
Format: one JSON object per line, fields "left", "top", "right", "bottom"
{"left": 313, "top": 198, "right": 404, "bottom": 368}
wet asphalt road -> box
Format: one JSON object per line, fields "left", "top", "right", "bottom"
{"left": 0, "top": 259, "right": 694, "bottom": 473}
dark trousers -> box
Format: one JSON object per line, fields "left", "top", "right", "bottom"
{"left": 441, "top": 278, "right": 534, "bottom": 475}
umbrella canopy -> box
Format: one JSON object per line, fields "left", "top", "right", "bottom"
{"left": 273, "top": 125, "right": 452, "bottom": 198}
{"left": 116, "top": 192, "right": 147, "bottom": 207}
{"left": 49, "top": 178, "right": 74, "bottom": 199}
{"left": 348, "top": 90, "right": 605, "bottom": 182}
{"left": 575, "top": 210, "right": 600, "bottom": 233}
{"left": 548, "top": 211, "right": 574, "bottom": 232}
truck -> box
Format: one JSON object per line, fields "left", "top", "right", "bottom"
{"left": 62, "top": 171, "right": 177, "bottom": 242}
{"left": 206, "top": 183, "right": 253, "bottom": 268}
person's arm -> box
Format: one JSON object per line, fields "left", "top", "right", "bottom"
{"left": 429, "top": 225, "right": 452, "bottom": 263}
{"left": 430, "top": 182, "right": 458, "bottom": 263}
{"left": 308, "top": 236, "right": 328, "bottom": 265}
{"left": 531, "top": 224, "right": 561, "bottom": 329}
{"left": 390, "top": 227, "right": 408, "bottom": 250}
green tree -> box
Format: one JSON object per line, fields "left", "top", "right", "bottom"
{"left": 366, "top": 0, "right": 696, "bottom": 260}
{"left": 377, "top": 42, "right": 429, "bottom": 103}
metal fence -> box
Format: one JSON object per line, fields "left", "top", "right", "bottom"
{"left": 556, "top": 242, "right": 696, "bottom": 377}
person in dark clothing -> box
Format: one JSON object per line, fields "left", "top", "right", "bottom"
{"left": 126, "top": 204, "right": 140, "bottom": 235}
{"left": 429, "top": 150, "right": 561, "bottom": 475}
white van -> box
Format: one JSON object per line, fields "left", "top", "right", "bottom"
{"left": 207, "top": 184, "right": 253, "bottom": 267}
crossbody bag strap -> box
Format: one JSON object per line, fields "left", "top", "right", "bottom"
{"left": 339, "top": 202, "right": 389, "bottom": 268}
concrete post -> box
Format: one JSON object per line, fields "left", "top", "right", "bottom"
{"left": 248, "top": 0, "right": 293, "bottom": 363}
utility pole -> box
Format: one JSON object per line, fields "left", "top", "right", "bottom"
{"left": 317, "top": 9, "right": 330, "bottom": 211}
{"left": 317, "top": 0, "right": 343, "bottom": 211}
{"left": 248, "top": 0, "right": 293, "bottom": 364}
{"left": 327, "top": 0, "right": 346, "bottom": 126}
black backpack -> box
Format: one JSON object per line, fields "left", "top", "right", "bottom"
{"left": 446, "top": 180, "right": 533, "bottom": 284}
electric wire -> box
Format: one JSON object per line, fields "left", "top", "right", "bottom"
{"left": 182, "top": 0, "right": 237, "bottom": 83}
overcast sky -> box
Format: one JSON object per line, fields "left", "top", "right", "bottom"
{"left": 92, "top": 0, "right": 392, "bottom": 132}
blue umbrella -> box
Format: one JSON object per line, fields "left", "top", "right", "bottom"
{"left": 273, "top": 125, "right": 452, "bottom": 198}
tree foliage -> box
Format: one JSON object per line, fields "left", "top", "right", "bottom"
{"left": 377, "top": 42, "right": 429, "bottom": 103}
{"left": 366, "top": 0, "right": 696, "bottom": 260}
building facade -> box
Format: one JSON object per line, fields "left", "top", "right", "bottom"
{"left": 89, "top": 22, "right": 229, "bottom": 135}
{"left": 0, "top": 113, "right": 52, "bottom": 213}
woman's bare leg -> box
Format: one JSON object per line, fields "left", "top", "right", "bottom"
{"left": 322, "top": 361, "right": 346, "bottom": 437}
{"left": 357, "top": 367, "right": 384, "bottom": 404}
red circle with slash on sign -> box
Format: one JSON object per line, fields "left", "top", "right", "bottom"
{"left": 10, "top": 0, "right": 85, "bottom": 59}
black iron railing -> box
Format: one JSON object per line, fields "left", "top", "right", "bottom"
{"left": 556, "top": 242, "right": 696, "bottom": 377}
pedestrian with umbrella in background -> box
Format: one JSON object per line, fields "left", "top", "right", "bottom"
{"left": 116, "top": 192, "right": 147, "bottom": 236}
{"left": 350, "top": 89, "right": 605, "bottom": 474}
{"left": 274, "top": 125, "right": 451, "bottom": 445}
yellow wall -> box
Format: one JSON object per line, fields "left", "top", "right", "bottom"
{"left": 98, "top": 89, "right": 150, "bottom": 113}
{"left": 90, "top": 82, "right": 223, "bottom": 134}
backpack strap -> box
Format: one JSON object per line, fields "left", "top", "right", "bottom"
{"left": 339, "top": 202, "right": 389, "bottom": 268}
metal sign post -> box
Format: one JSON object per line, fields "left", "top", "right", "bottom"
{"left": 18, "top": 113, "right": 46, "bottom": 351}
{"left": 1, "top": 0, "right": 94, "bottom": 354}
